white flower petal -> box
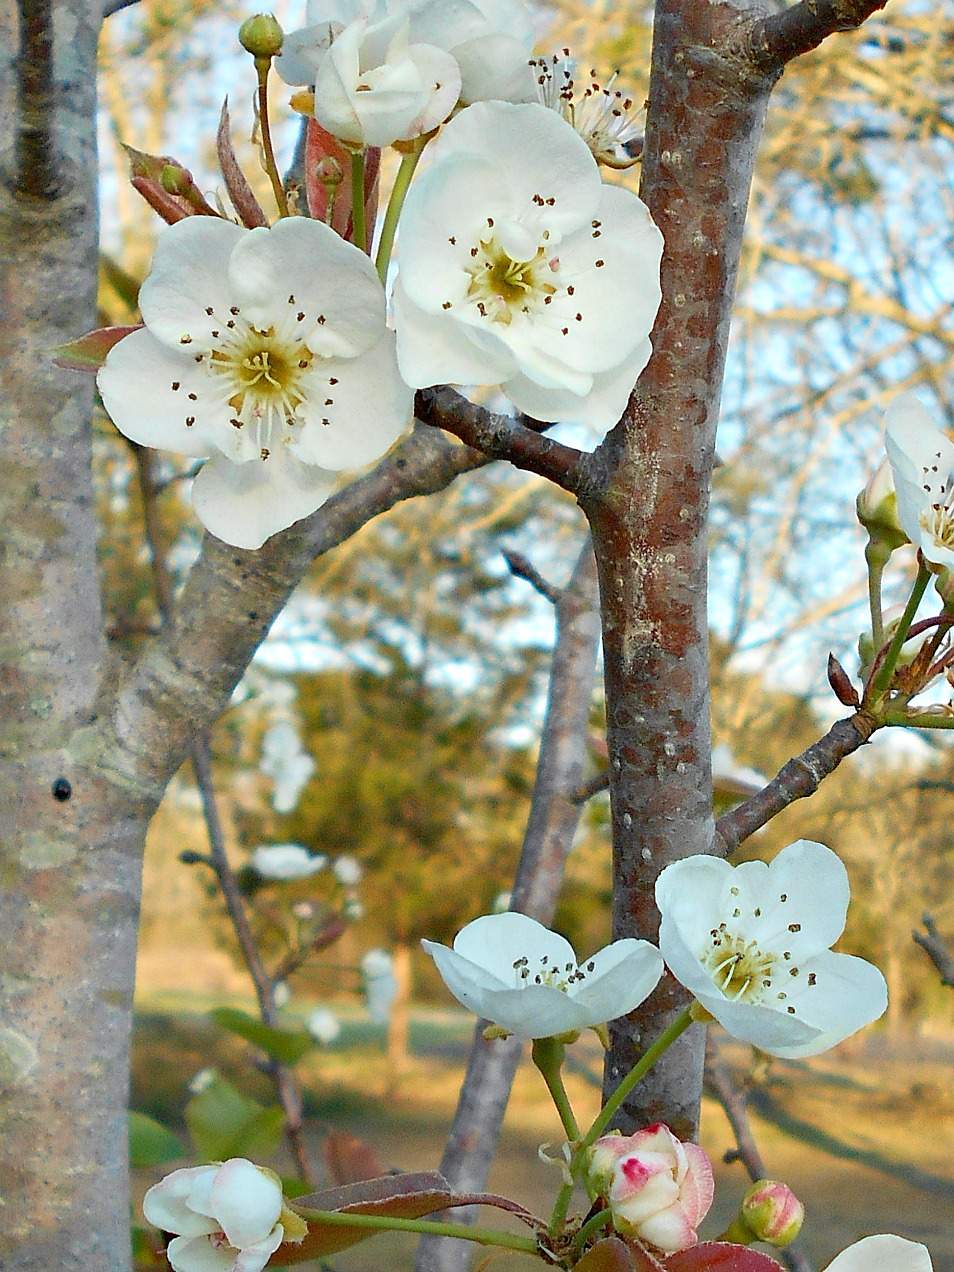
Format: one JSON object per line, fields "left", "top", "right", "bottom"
{"left": 884, "top": 393, "right": 954, "bottom": 569}
{"left": 393, "top": 277, "right": 515, "bottom": 387}
{"left": 826, "top": 1236, "right": 932, "bottom": 1272}
{"left": 453, "top": 912, "right": 578, "bottom": 978}
{"left": 234, "top": 1226, "right": 284, "bottom": 1272}
{"left": 452, "top": 33, "right": 536, "bottom": 104}
{"left": 570, "top": 939, "right": 662, "bottom": 1020}
{"left": 138, "top": 219, "right": 248, "bottom": 352}
{"left": 290, "top": 333, "right": 412, "bottom": 470}
{"left": 190, "top": 450, "right": 336, "bottom": 549}
{"left": 166, "top": 1234, "right": 237, "bottom": 1272}
{"left": 227, "top": 218, "right": 385, "bottom": 360}
{"left": 209, "top": 1160, "right": 282, "bottom": 1249}
{"left": 98, "top": 329, "right": 226, "bottom": 459}
{"left": 764, "top": 951, "right": 887, "bottom": 1059}
{"left": 504, "top": 340, "right": 652, "bottom": 429}
{"left": 143, "top": 1166, "right": 220, "bottom": 1237}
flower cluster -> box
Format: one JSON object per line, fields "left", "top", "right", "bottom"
{"left": 82, "top": 0, "right": 665, "bottom": 547}
{"left": 423, "top": 840, "right": 886, "bottom": 1056}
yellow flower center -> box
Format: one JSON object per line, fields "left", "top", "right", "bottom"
{"left": 464, "top": 226, "right": 558, "bottom": 327}
{"left": 703, "top": 926, "right": 778, "bottom": 1004}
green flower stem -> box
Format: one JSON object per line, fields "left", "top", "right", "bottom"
{"left": 868, "top": 560, "right": 931, "bottom": 701}
{"left": 571, "top": 1207, "right": 613, "bottom": 1254}
{"left": 531, "top": 1038, "right": 580, "bottom": 1141}
{"left": 865, "top": 539, "right": 890, "bottom": 651}
{"left": 291, "top": 1206, "right": 539, "bottom": 1254}
{"left": 884, "top": 708, "right": 954, "bottom": 728}
{"left": 548, "top": 1007, "right": 694, "bottom": 1240}
{"left": 375, "top": 142, "right": 425, "bottom": 286}
{"left": 351, "top": 149, "right": 367, "bottom": 254}
{"left": 255, "top": 58, "right": 289, "bottom": 219}
{"left": 579, "top": 1006, "right": 694, "bottom": 1152}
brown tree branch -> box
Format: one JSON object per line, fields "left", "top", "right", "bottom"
{"left": 14, "top": 0, "right": 62, "bottom": 198}
{"left": 705, "top": 1042, "right": 815, "bottom": 1272}
{"left": 913, "top": 913, "right": 954, "bottom": 989}
{"left": 415, "top": 539, "right": 601, "bottom": 1272}
{"left": 744, "top": 0, "right": 889, "bottom": 75}
{"left": 414, "top": 386, "right": 590, "bottom": 496}
{"left": 715, "top": 713, "right": 877, "bottom": 854}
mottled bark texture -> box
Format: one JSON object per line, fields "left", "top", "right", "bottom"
{"left": 417, "top": 541, "right": 600, "bottom": 1272}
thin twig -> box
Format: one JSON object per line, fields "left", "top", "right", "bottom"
{"left": 568, "top": 769, "right": 609, "bottom": 805}
{"left": 715, "top": 712, "right": 877, "bottom": 854}
{"left": 415, "top": 386, "right": 589, "bottom": 496}
{"left": 913, "top": 913, "right": 954, "bottom": 989}
{"left": 132, "top": 444, "right": 315, "bottom": 1184}
{"left": 503, "top": 549, "right": 562, "bottom": 604}
{"left": 416, "top": 539, "right": 601, "bottom": 1272}
{"left": 705, "top": 1042, "right": 815, "bottom": 1272}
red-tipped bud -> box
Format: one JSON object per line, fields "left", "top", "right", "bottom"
{"left": 739, "top": 1179, "right": 805, "bottom": 1248}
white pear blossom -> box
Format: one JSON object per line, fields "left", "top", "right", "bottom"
{"left": 306, "top": 1006, "right": 342, "bottom": 1044}
{"left": 278, "top": 0, "right": 535, "bottom": 107}
{"left": 260, "top": 719, "right": 316, "bottom": 814}
{"left": 393, "top": 101, "right": 663, "bottom": 429}
{"left": 532, "top": 54, "right": 643, "bottom": 169}
{"left": 332, "top": 854, "right": 363, "bottom": 885}
{"left": 97, "top": 216, "right": 412, "bottom": 549}
{"left": 361, "top": 947, "right": 399, "bottom": 1023}
{"left": 655, "top": 841, "right": 888, "bottom": 1059}
{"left": 421, "top": 912, "right": 663, "bottom": 1039}
{"left": 142, "top": 1159, "right": 284, "bottom": 1272}
{"left": 250, "top": 843, "right": 327, "bottom": 880}
{"left": 312, "top": 14, "right": 461, "bottom": 148}
{"left": 884, "top": 393, "right": 954, "bottom": 569}
{"left": 825, "top": 1236, "right": 932, "bottom": 1272}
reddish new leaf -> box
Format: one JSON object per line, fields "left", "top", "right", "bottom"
{"left": 124, "top": 144, "right": 220, "bottom": 224}
{"left": 665, "top": 1242, "right": 785, "bottom": 1271}
{"left": 271, "top": 1171, "right": 454, "bottom": 1263}
{"left": 52, "top": 325, "right": 141, "bottom": 372}
{"left": 575, "top": 1238, "right": 637, "bottom": 1272}
{"left": 216, "top": 100, "right": 268, "bottom": 229}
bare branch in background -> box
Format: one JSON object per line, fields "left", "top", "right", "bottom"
{"left": 705, "top": 1041, "right": 815, "bottom": 1272}
{"left": 913, "top": 913, "right": 954, "bottom": 989}
{"left": 416, "top": 539, "right": 601, "bottom": 1272}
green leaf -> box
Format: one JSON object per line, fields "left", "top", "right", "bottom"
{"left": 128, "top": 1111, "right": 184, "bottom": 1168}
{"left": 209, "top": 1008, "right": 315, "bottom": 1066}
{"left": 185, "top": 1075, "right": 285, "bottom": 1161}
{"left": 52, "top": 325, "right": 140, "bottom": 372}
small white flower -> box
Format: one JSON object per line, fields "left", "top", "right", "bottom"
{"left": 421, "top": 911, "right": 663, "bottom": 1040}
{"left": 278, "top": 0, "right": 535, "bottom": 107}
{"left": 142, "top": 1159, "right": 284, "bottom": 1272}
{"left": 532, "top": 54, "right": 643, "bottom": 169}
{"left": 655, "top": 841, "right": 888, "bottom": 1058}
{"left": 306, "top": 1006, "right": 342, "bottom": 1044}
{"left": 251, "top": 843, "right": 327, "bottom": 880}
{"left": 394, "top": 101, "right": 663, "bottom": 429}
{"left": 312, "top": 14, "right": 461, "bottom": 148}
{"left": 825, "top": 1235, "right": 932, "bottom": 1272}
{"left": 260, "top": 720, "right": 315, "bottom": 814}
{"left": 884, "top": 393, "right": 954, "bottom": 569}
{"left": 272, "top": 981, "right": 291, "bottom": 1009}
{"left": 361, "top": 947, "right": 399, "bottom": 1023}
{"left": 98, "top": 216, "right": 412, "bottom": 549}
{"left": 332, "top": 854, "right": 363, "bottom": 885}
{"left": 188, "top": 1067, "right": 217, "bottom": 1095}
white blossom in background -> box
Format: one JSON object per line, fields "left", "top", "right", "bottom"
{"left": 278, "top": 0, "right": 535, "bottom": 108}
{"left": 187, "top": 1067, "right": 217, "bottom": 1096}
{"left": 655, "top": 840, "right": 888, "bottom": 1058}
{"left": 361, "top": 947, "right": 399, "bottom": 1023}
{"left": 711, "top": 743, "right": 768, "bottom": 802}
{"left": 260, "top": 719, "right": 316, "bottom": 814}
{"left": 142, "top": 1159, "right": 284, "bottom": 1272}
{"left": 312, "top": 14, "right": 461, "bottom": 148}
{"left": 491, "top": 889, "right": 512, "bottom": 913}
{"left": 272, "top": 981, "right": 291, "bottom": 1009}
{"left": 97, "top": 216, "right": 412, "bottom": 549}
{"left": 825, "top": 1236, "right": 932, "bottom": 1272}
{"left": 884, "top": 393, "right": 954, "bottom": 570}
{"left": 306, "top": 1006, "right": 342, "bottom": 1044}
{"left": 251, "top": 843, "right": 327, "bottom": 880}
{"left": 343, "top": 896, "right": 366, "bottom": 921}
{"left": 393, "top": 101, "right": 663, "bottom": 429}
{"left": 332, "top": 854, "right": 363, "bottom": 886}
{"left": 422, "top": 912, "right": 663, "bottom": 1040}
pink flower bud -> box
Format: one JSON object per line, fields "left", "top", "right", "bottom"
{"left": 586, "top": 1123, "right": 714, "bottom": 1254}
{"left": 740, "top": 1179, "right": 805, "bottom": 1247}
